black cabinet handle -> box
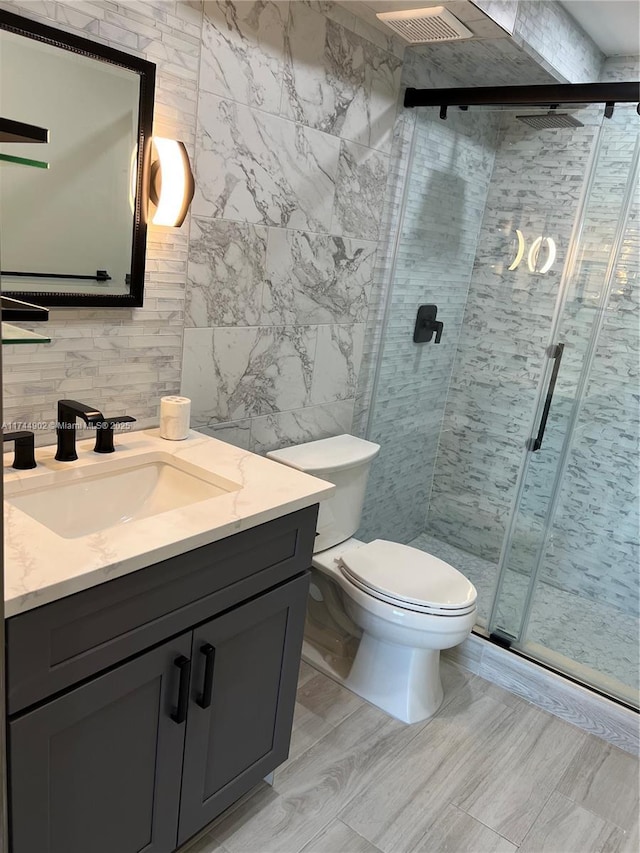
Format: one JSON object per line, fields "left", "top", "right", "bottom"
{"left": 196, "top": 643, "right": 215, "bottom": 710}
{"left": 171, "top": 655, "right": 191, "bottom": 724}
{"left": 528, "top": 343, "right": 564, "bottom": 452}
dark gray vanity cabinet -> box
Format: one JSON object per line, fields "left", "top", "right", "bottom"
{"left": 6, "top": 506, "right": 317, "bottom": 853}
{"left": 178, "top": 578, "right": 306, "bottom": 846}
{"left": 10, "top": 635, "right": 192, "bottom": 853}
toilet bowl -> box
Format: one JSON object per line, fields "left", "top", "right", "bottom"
{"left": 312, "top": 538, "right": 476, "bottom": 722}
{"left": 267, "top": 435, "right": 477, "bottom": 724}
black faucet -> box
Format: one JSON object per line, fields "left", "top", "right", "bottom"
{"left": 3, "top": 431, "right": 37, "bottom": 469}
{"left": 94, "top": 415, "right": 136, "bottom": 454}
{"left": 55, "top": 400, "right": 104, "bottom": 462}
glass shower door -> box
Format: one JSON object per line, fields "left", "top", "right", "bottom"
{"left": 489, "top": 105, "right": 640, "bottom": 706}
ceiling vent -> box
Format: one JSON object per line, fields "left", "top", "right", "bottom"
{"left": 376, "top": 6, "right": 474, "bottom": 44}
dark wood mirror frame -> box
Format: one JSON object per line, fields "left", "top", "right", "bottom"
{"left": 0, "top": 8, "right": 156, "bottom": 308}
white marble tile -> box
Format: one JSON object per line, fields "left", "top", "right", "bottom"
{"left": 311, "top": 324, "right": 365, "bottom": 405}
{"left": 331, "top": 140, "right": 389, "bottom": 240}
{"left": 250, "top": 399, "right": 354, "bottom": 455}
{"left": 282, "top": 2, "right": 402, "bottom": 154}
{"left": 199, "top": 0, "right": 288, "bottom": 114}
{"left": 180, "top": 327, "right": 218, "bottom": 425}
{"left": 183, "top": 325, "right": 318, "bottom": 424}
{"left": 186, "top": 218, "right": 267, "bottom": 327}
{"left": 472, "top": 0, "right": 518, "bottom": 34}
{"left": 196, "top": 420, "right": 252, "bottom": 451}
{"left": 263, "top": 229, "right": 377, "bottom": 325}
{"left": 193, "top": 92, "right": 340, "bottom": 231}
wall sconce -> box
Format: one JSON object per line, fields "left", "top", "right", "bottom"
{"left": 528, "top": 236, "right": 556, "bottom": 274}
{"left": 508, "top": 229, "right": 556, "bottom": 274}
{"left": 508, "top": 229, "right": 525, "bottom": 271}
{"left": 149, "top": 137, "right": 195, "bottom": 227}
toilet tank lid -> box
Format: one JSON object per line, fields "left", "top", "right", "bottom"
{"left": 267, "top": 434, "right": 380, "bottom": 474}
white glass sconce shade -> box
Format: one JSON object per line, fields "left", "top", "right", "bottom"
{"left": 149, "top": 138, "right": 195, "bottom": 227}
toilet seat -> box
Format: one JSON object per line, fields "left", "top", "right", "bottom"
{"left": 337, "top": 539, "right": 477, "bottom": 616}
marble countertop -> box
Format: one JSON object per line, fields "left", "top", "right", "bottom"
{"left": 3, "top": 429, "right": 333, "bottom": 618}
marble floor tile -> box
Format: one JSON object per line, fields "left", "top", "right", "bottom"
{"left": 518, "top": 791, "right": 625, "bottom": 853}
{"left": 299, "top": 819, "right": 381, "bottom": 853}
{"left": 410, "top": 803, "right": 517, "bottom": 853}
{"left": 453, "top": 705, "right": 587, "bottom": 845}
{"left": 556, "top": 736, "right": 640, "bottom": 830}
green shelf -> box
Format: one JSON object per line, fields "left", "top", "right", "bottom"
{"left": 2, "top": 322, "right": 51, "bottom": 345}
{"left": 0, "top": 152, "right": 49, "bottom": 169}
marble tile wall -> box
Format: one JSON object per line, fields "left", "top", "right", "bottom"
{"left": 474, "top": 0, "right": 605, "bottom": 83}
{"left": 600, "top": 55, "right": 640, "bottom": 83}
{"left": 471, "top": 0, "right": 518, "bottom": 34}
{"left": 357, "top": 36, "right": 558, "bottom": 545}
{"left": 180, "top": 0, "right": 405, "bottom": 454}
{"left": 358, "top": 107, "right": 500, "bottom": 544}
{"left": 511, "top": 0, "right": 604, "bottom": 83}
{"left": 508, "top": 106, "right": 640, "bottom": 615}
{"left": 424, "top": 114, "right": 598, "bottom": 560}
{"left": 425, "top": 96, "right": 639, "bottom": 615}
{"left": 1, "top": 0, "right": 202, "bottom": 442}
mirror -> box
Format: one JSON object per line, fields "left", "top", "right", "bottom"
{"left": 0, "top": 9, "right": 155, "bottom": 307}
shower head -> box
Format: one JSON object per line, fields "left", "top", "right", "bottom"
{"left": 516, "top": 112, "right": 584, "bottom": 129}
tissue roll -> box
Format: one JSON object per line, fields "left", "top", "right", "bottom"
{"left": 160, "top": 396, "right": 191, "bottom": 440}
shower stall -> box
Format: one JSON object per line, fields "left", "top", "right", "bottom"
{"left": 360, "top": 88, "right": 639, "bottom": 709}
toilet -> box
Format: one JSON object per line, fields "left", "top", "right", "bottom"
{"left": 267, "top": 434, "right": 477, "bottom": 724}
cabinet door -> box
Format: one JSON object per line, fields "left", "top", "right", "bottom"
{"left": 9, "top": 633, "right": 192, "bottom": 853}
{"left": 178, "top": 573, "right": 309, "bottom": 845}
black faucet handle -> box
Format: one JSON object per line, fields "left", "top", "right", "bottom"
{"left": 94, "top": 416, "right": 136, "bottom": 454}
{"left": 3, "top": 430, "right": 37, "bottom": 469}
{"left": 413, "top": 305, "right": 444, "bottom": 344}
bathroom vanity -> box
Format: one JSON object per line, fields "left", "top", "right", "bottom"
{"left": 2, "top": 431, "right": 333, "bottom": 853}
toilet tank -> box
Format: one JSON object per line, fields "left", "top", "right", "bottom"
{"left": 267, "top": 434, "right": 380, "bottom": 553}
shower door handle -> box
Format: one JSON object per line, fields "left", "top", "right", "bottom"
{"left": 528, "top": 343, "right": 564, "bottom": 452}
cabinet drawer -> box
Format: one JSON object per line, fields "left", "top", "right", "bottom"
{"left": 7, "top": 505, "right": 317, "bottom": 714}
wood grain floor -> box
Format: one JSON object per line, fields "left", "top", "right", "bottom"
{"left": 183, "top": 660, "right": 639, "bottom": 853}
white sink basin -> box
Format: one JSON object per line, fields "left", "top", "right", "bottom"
{"left": 5, "top": 452, "right": 241, "bottom": 539}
